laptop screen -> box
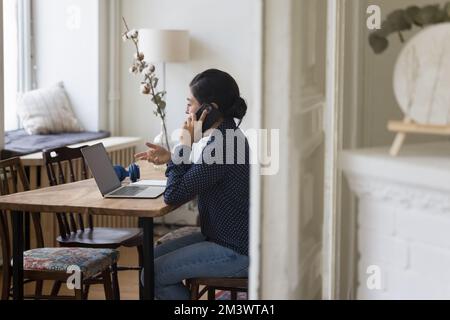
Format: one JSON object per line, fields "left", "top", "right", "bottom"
{"left": 81, "top": 143, "right": 122, "bottom": 195}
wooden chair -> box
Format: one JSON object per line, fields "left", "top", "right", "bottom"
{"left": 43, "top": 146, "right": 144, "bottom": 299}
{"left": 0, "top": 157, "right": 117, "bottom": 300}
{"left": 157, "top": 226, "right": 248, "bottom": 300}
{"left": 187, "top": 277, "right": 248, "bottom": 300}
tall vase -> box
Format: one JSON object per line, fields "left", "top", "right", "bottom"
{"left": 153, "top": 120, "right": 170, "bottom": 170}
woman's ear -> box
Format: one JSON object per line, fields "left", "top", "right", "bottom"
{"left": 211, "top": 102, "right": 219, "bottom": 109}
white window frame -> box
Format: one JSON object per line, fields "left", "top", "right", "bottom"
{"left": 0, "top": 0, "right": 4, "bottom": 149}
{"left": 17, "top": 0, "right": 33, "bottom": 93}
{"left": 3, "top": 0, "right": 32, "bottom": 132}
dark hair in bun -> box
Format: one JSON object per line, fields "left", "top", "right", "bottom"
{"left": 190, "top": 69, "right": 247, "bottom": 126}
{"left": 230, "top": 97, "right": 247, "bottom": 121}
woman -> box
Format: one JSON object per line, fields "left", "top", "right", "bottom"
{"left": 135, "top": 69, "right": 250, "bottom": 300}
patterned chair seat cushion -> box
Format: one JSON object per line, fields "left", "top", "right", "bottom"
{"left": 15, "top": 247, "right": 119, "bottom": 279}
{"left": 156, "top": 226, "right": 201, "bottom": 245}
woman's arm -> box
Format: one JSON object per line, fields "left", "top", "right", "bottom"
{"left": 164, "top": 145, "right": 226, "bottom": 205}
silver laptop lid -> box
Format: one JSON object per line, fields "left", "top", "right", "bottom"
{"left": 81, "top": 143, "right": 122, "bottom": 196}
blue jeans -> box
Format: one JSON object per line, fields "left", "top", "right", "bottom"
{"left": 142, "top": 231, "right": 249, "bottom": 300}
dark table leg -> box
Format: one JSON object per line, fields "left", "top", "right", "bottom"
{"left": 139, "top": 217, "right": 154, "bottom": 300}
{"left": 24, "top": 212, "right": 30, "bottom": 251}
{"left": 138, "top": 218, "right": 144, "bottom": 300}
{"left": 12, "top": 211, "right": 24, "bottom": 300}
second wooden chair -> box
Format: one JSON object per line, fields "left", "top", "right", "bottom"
{"left": 0, "top": 157, "right": 117, "bottom": 300}
{"left": 43, "top": 146, "right": 144, "bottom": 299}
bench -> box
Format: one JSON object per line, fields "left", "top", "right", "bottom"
{"left": 2, "top": 129, "right": 111, "bottom": 160}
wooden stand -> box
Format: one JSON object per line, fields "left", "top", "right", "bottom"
{"left": 388, "top": 117, "right": 450, "bottom": 156}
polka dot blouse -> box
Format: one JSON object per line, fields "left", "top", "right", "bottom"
{"left": 164, "top": 118, "right": 249, "bottom": 256}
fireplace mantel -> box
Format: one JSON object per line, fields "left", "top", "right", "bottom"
{"left": 341, "top": 142, "right": 450, "bottom": 299}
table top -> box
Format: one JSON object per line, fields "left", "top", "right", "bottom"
{"left": 0, "top": 161, "right": 178, "bottom": 218}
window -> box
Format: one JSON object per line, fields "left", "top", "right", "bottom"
{"left": 3, "top": 0, "right": 32, "bottom": 131}
{"left": 3, "top": 0, "right": 19, "bottom": 131}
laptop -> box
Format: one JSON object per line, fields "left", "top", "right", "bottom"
{"left": 81, "top": 143, "right": 166, "bottom": 199}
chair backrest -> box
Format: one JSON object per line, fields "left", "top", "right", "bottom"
{"left": 42, "top": 146, "right": 93, "bottom": 238}
{"left": 0, "top": 157, "right": 44, "bottom": 298}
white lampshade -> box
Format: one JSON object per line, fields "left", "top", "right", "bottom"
{"left": 139, "top": 29, "right": 190, "bottom": 63}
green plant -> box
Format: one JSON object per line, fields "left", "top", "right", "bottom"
{"left": 369, "top": 3, "right": 450, "bottom": 54}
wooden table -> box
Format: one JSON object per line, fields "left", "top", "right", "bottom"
{"left": 0, "top": 161, "right": 178, "bottom": 300}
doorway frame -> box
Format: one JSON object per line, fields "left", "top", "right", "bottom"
{"left": 248, "top": 0, "right": 349, "bottom": 299}
{"left": 322, "top": 0, "right": 347, "bottom": 300}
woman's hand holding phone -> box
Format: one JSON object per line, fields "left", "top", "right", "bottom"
{"left": 180, "top": 109, "right": 208, "bottom": 147}
{"left": 134, "top": 142, "right": 171, "bottom": 165}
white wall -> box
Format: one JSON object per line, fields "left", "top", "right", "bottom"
{"left": 32, "top": 0, "right": 105, "bottom": 131}
{"left": 120, "top": 0, "right": 260, "bottom": 150}
{"left": 358, "top": 0, "right": 450, "bottom": 147}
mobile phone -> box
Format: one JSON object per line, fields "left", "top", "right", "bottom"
{"left": 196, "top": 103, "right": 222, "bottom": 132}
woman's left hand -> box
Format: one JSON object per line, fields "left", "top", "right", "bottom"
{"left": 180, "top": 110, "right": 208, "bottom": 147}
{"left": 134, "top": 142, "right": 171, "bottom": 165}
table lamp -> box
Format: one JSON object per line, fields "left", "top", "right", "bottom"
{"left": 138, "top": 29, "right": 190, "bottom": 92}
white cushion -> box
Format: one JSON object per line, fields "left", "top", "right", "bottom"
{"left": 17, "top": 82, "right": 83, "bottom": 135}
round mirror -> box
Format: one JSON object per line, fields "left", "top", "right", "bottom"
{"left": 394, "top": 23, "right": 450, "bottom": 125}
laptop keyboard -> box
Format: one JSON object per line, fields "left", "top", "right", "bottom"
{"left": 109, "top": 186, "right": 149, "bottom": 196}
